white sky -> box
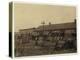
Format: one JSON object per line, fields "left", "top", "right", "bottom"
{"left": 14, "top": 3, "right": 76, "bottom": 32}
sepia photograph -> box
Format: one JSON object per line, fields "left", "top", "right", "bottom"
{"left": 9, "top": 2, "right": 77, "bottom": 57}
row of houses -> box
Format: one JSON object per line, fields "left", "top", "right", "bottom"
{"left": 15, "top": 20, "right": 77, "bottom": 56}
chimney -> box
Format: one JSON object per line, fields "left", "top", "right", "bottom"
{"left": 74, "top": 19, "right": 76, "bottom": 24}
{"left": 49, "top": 22, "right": 51, "bottom": 26}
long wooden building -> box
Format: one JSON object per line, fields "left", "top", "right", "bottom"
{"left": 15, "top": 20, "right": 77, "bottom": 56}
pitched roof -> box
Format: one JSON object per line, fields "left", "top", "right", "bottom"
{"left": 19, "top": 28, "right": 35, "bottom": 31}
{"left": 36, "top": 22, "right": 76, "bottom": 31}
